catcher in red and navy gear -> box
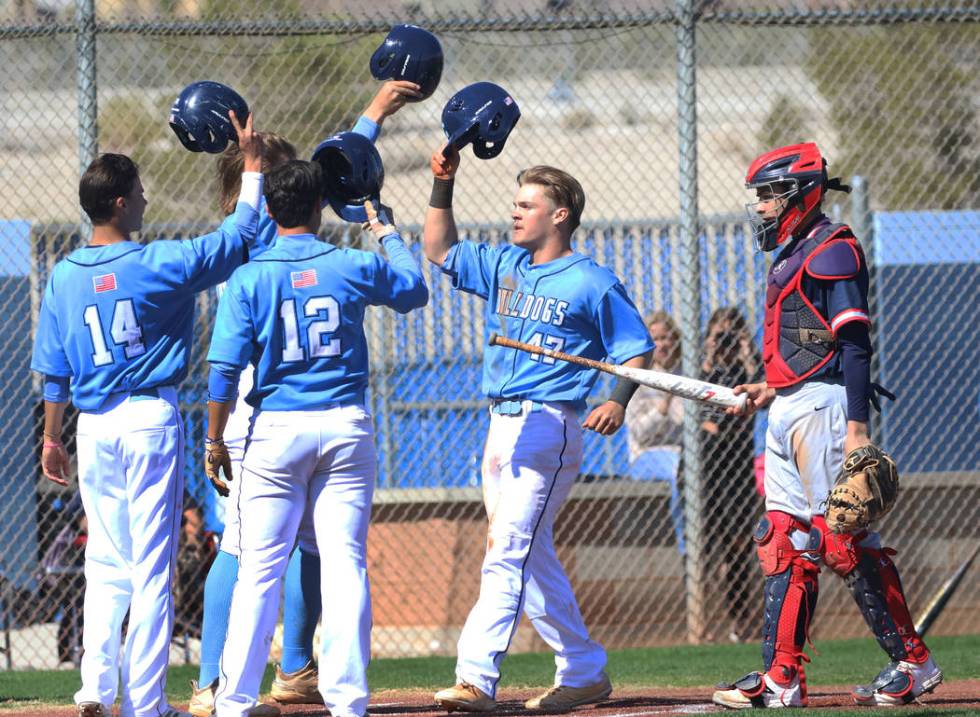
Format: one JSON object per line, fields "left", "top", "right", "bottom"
{"left": 712, "top": 143, "right": 942, "bottom": 710}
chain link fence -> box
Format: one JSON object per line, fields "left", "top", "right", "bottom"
{"left": 0, "top": 0, "right": 977, "bottom": 669}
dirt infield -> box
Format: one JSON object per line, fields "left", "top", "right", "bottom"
{"left": 4, "top": 681, "right": 978, "bottom": 716}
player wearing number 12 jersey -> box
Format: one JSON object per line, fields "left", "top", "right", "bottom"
{"left": 30, "top": 113, "right": 262, "bottom": 717}
{"left": 205, "top": 160, "right": 427, "bottom": 717}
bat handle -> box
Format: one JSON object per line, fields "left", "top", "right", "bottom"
{"left": 489, "top": 332, "right": 500, "bottom": 346}
{"left": 734, "top": 393, "right": 749, "bottom": 411}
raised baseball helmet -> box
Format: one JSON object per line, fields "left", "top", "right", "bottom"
{"left": 311, "top": 132, "right": 385, "bottom": 223}
{"left": 441, "top": 82, "right": 521, "bottom": 160}
{"left": 169, "top": 81, "right": 249, "bottom": 154}
{"left": 370, "top": 24, "right": 443, "bottom": 101}
{"left": 744, "top": 142, "right": 850, "bottom": 251}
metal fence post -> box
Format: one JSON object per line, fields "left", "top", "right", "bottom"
{"left": 76, "top": 0, "right": 98, "bottom": 240}
{"left": 850, "top": 175, "right": 879, "bottom": 441}
{"left": 674, "top": 0, "right": 706, "bottom": 643}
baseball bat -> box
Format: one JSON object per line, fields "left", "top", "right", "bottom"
{"left": 488, "top": 333, "right": 748, "bottom": 410}
{"left": 913, "top": 543, "right": 979, "bottom": 638}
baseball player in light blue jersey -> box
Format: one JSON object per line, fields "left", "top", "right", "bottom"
{"left": 31, "top": 113, "right": 263, "bottom": 717}
{"left": 424, "top": 149, "right": 654, "bottom": 712}
{"left": 190, "top": 81, "right": 422, "bottom": 716}
{"left": 204, "top": 160, "right": 427, "bottom": 717}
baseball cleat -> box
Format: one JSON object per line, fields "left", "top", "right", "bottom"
{"left": 852, "top": 656, "right": 943, "bottom": 706}
{"left": 270, "top": 659, "right": 323, "bottom": 704}
{"left": 712, "top": 671, "right": 806, "bottom": 709}
{"left": 434, "top": 682, "right": 496, "bottom": 712}
{"left": 188, "top": 679, "right": 216, "bottom": 717}
{"left": 525, "top": 672, "right": 613, "bottom": 711}
{"left": 76, "top": 703, "right": 105, "bottom": 717}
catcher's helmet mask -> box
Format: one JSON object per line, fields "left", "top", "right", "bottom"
{"left": 744, "top": 142, "right": 850, "bottom": 252}
{"left": 169, "top": 80, "right": 249, "bottom": 154}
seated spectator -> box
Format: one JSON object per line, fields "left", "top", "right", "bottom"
{"left": 625, "top": 310, "right": 686, "bottom": 554}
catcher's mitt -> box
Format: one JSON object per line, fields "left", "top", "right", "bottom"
{"left": 826, "top": 444, "right": 900, "bottom": 533}
{"left": 205, "top": 438, "right": 232, "bottom": 498}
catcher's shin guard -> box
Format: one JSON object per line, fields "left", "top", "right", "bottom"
{"left": 816, "top": 519, "right": 928, "bottom": 663}
{"left": 754, "top": 512, "right": 821, "bottom": 686}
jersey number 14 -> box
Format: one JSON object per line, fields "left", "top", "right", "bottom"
{"left": 83, "top": 300, "right": 145, "bottom": 367}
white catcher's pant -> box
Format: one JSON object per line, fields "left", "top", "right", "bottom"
{"left": 215, "top": 406, "right": 376, "bottom": 717}
{"left": 73, "top": 387, "right": 183, "bottom": 717}
{"left": 456, "top": 402, "right": 607, "bottom": 698}
{"left": 764, "top": 381, "right": 847, "bottom": 521}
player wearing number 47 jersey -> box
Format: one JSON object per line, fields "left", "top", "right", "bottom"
{"left": 424, "top": 148, "right": 654, "bottom": 713}
{"left": 30, "top": 113, "right": 263, "bottom": 717}
{"left": 205, "top": 160, "right": 427, "bottom": 717}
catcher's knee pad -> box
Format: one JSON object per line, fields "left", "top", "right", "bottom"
{"left": 754, "top": 512, "right": 821, "bottom": 674}
{"left": 842, "top": 545, "right": 927, "bottom": 662}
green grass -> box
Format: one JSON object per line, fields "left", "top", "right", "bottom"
{"left": 1, "top": 634, "right": 977, "bottom": 708}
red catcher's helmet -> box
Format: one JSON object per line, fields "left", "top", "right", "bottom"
{"left": 744, "top": 142, "right": 848, "bottom": 252}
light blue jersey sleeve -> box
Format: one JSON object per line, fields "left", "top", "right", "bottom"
{"left": 220, "top": 195, "right": 278, "bottom": 260}
{"left": 208, "top": 272, "right": 255, "bottom": 370}
{"left": 178, "top": 202, "right": 258, "bottom": 292}
{"left": 441, "top": 240, "right": 510, "bottom": 301}
{"left": 32, "top": 274, "right": 72, "bottom": 378}
{"left": 351, "top": 115, "right": 381, "bottom": 142}
{"left": 371, "top": 234, "right": 428, "bottom": 312}
{"left": 596, "top": 282, "right": 656, "bottom": 363}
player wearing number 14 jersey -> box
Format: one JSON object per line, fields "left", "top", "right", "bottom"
{"left": 30, "top": 113, "right": 262, "bottom": 717}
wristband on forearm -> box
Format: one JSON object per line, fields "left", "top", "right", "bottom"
{"left": 429, "top": 177, "right": 454, "bottom": 209}
{"left": 609, "top": 378, "right": 641, "bottom": 408}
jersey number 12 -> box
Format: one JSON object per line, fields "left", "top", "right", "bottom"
{"left": 280, "top": 296, "right": 341, "bottom": 362}
{"left": 83, "top": 300, "right": 146, "bottom": 367}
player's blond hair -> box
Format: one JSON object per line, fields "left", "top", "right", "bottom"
{"left": 216, "top": 132, "right": 297, "bottom": 216}
{"left": 517, "top": 165, "right": 586, "bottom": 233}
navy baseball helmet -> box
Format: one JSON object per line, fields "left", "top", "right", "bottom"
{"left": 441, "top": 82, "right": 520, "bottom": 160}
{"left": 311, "top": 132, "right": 385, "bottom": 223}
{"left": 169, "top": 81, "right": 249, "bottom": 154}
{"left": 370, "top": 24, "right": 443, "bottom": 101}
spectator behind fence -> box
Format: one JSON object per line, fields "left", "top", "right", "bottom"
{"left": 699, "top": 306, "right": 763, "bottom": 642}
{"left": 625, "top": 310, "right": 686, "bottom": 554}
{"left": 38, "top": 492, "right": 87, "bottom": 665}
{"left": 174, "top": 495, "right": 218, "bottom": 640}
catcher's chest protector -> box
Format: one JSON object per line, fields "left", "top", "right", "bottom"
{"left": 763, "top": 222, "right": 862, "bottom": 388}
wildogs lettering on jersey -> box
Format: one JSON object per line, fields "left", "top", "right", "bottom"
{"left": 495, "top": 288, "right": 568, "bottom": 326}
{"left": 291, "top": 269, "right": 318, "bottom": 288}
{"left": 93, "top": 273, "right": 117, "bottom": 293}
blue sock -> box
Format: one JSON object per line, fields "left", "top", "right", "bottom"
{"left": 280, "top": 547, "right": 321, "bottom": 673}
{"left": 198, "top": 550, "right": 239, "bottom": 686}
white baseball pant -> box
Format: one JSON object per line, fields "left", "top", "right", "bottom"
{"left": 455, "top": 401, "right": 607, "bottom": 698}
{"left": 215, "top": 405, "right": 375, "bottom": 717}
{"left": 73, "top": 386, "right": 183, "bottom": 717}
